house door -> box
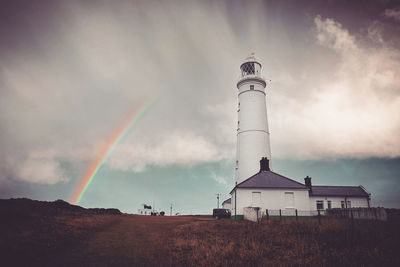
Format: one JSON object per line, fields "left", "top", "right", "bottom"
{"left": 252, "top": 192, "right": 261, "bottom": 207}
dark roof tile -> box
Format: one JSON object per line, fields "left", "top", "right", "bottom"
{"left": 222, "top": 198, "right": 231, "bottom": 205}
{"left": 310, "top": 186, "right": 369, "bottom": 197}
{"left": 234, "top": 171, "right": 308, "bottom": 190}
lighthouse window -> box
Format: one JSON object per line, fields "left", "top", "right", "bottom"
{"left": 241, "top": 62, "right": 255, "bottom": 76}
{"left": 250, "top": 85, "right": 254, "bottom": 90}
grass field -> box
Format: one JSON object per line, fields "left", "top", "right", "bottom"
{"left": 1, "top": 210, "right": 400, "bottom": 267}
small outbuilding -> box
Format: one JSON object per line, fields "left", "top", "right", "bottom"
{"left": 138, "top": 204, "right": 152, "bottom": 215}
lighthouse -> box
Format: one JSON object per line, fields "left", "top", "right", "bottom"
{"left": 223, "top": 54, "right": 371, "bottom": 218}
{"left": 235, "top": 54, "right": 271, "bottom": 184}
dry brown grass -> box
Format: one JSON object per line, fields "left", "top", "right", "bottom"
{"left": 1, "top": 214, "right": 400, "bottom": 266}
{"left": 169, "top": 218, "right": 400, "bottom": 266}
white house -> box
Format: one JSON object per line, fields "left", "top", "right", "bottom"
{"left": 227, "top": 54, "right": 371, "bottom": 217}
{"left": 229, "top": 158, "right": 370, "bottom": 216}
{"left": 138, "top": 204, "right": 153, "bottom": 215}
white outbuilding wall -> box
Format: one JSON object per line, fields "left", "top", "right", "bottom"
{"left": 309, "top": 196, "right": 369, "bottom": 210}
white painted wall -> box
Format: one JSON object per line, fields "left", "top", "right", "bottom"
{"left": 309, "top": 196, "right": 369, "bottom": 210}
{"left": 243, "top": 207, "right": 261, "bottom": 222}
{"left": 222, "top": 201, "right": 231, "bottom": 210}
{"left": 235, "top": 58, "right": 271, "bottom": 184}
{"left": 231, "top": 188, "right": 310, "bottom": 215}
{"left": 231, "top": 189, "right": 370, "bottom": 216}
{"left": 137, "top": 208, "right": 152, "bottom": 215}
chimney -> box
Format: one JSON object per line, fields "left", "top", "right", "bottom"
{"left": 259, "top": 157, "right": 270, "bottom": 172}
{"left": 304, "top": 176, "right": 312, "bottom": 188}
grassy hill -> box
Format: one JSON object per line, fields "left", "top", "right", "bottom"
{"left": 0, "top": 198, "right": 399, "bottom": 266}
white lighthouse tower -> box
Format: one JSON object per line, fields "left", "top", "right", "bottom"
{"left": 235, "top": 54, "right": 271, "bottom": 184}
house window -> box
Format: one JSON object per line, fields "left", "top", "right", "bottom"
{"left": 346, "top": 201, "right": 351, "bottom": 208}
{"left": 285, "top": 192, "right": 294, "bottom": 208}
{"left": 252, "top": 192, "right": 261, "bottom": 207}
{"left": 250, "top": 85, "right": 254, "bottom": 90}
{"left": 327, "top": 201, "right": 332, "bottom": 209}
{"left": 341, "top": 201, "right": 345, "bottom": 208}
{"left": 316, "top": 200, "right": 324, "bottom": 210}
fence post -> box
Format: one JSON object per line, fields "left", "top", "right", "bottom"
{"left": 279, "top": 209, "right": 282, "bottom": 222}
{"left": 295, "top": 209, "right": 298, "bottom": 222}
{"left": 266, "top": 209, "right": 269, "bottom": 221}
{"left": 256, "top": 208, "right": 259, "bottom": 222}
{"left": 350, "top": 208, "right": 354, "bottom": 225}
{"left": 317, "top": 210, "right": 321, "bottom": 225}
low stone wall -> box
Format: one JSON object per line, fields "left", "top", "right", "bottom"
{"left": 326, "top": 208, "right": 387, "bottom": 221}
{"left": 243, "top": 207, "right": 261, "bottom": 222}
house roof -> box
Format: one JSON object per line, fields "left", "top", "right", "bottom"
{"left": 310, "top": 186, "right": 370, "bottom": 197}
{"left": 222, "top": 198, "right": 231, "bottom": 205}
{"left": 230, "top": 170, "right": 308, "bottom": 194}
{"left": 229, "top": 158, "right": 370, "bottom": 198}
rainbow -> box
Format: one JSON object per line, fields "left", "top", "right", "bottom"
{"left": 70, "top": 99, "right": 157, "bottom": 205}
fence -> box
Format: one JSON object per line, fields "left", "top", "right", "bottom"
{"left": 243, "top": 207, "right": 325, "bottom": 224}
{"left": 266, "top": 209, "right": 325, "bottom": 217}
{"left": 242, "top": 207, "right": 388, "bottom": 223}
{"left": 325, "top": 208, "right": 387, "bottom": 221}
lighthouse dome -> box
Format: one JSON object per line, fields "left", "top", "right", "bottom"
{"left": 242, "top": 53, "right": 261, "bottom": 65}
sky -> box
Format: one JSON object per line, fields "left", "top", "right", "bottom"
{"left": 1, "top": 0, "right": 399, "bottom": 214}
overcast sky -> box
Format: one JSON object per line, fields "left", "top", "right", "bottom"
{"left": 1, "top": 0, "right": 399, "bottom": 214}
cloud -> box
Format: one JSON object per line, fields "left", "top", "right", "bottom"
{"left": 0, "top": 0, "right": 240, "bottom": 183}
{"left": 273, "top": 15, "right": 400, "bottom": 159}
{"left": 108, "top": 131, "right": 223, "bottom": 172}
{"left": 16, "top": 150, "right": 67, "bottom": 185}
{"left": 210, "top": 172, "right": 228, "bottom": 185}
{"left": 1, "top": 1, "right": 399, "bottom": 188}
{"left": 314, "top": 16, "right": 357, "bottom": 51}
{"left": 367, "top": 21, "right": 384, "bottom": 44}
{"left": 385, "top": 7, "right": 400, "bottom": 21}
